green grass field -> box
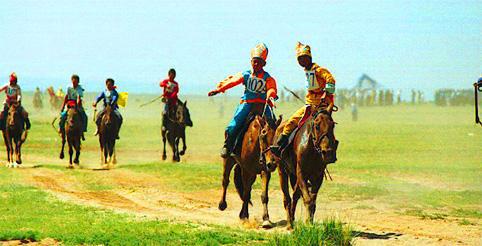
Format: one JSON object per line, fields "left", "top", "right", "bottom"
{"left": 0, "top": 93, "right": 479, "bottom": 245}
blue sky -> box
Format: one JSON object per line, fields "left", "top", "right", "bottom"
{"left": 0, "top": 0, "right": 480, "bottom": 95}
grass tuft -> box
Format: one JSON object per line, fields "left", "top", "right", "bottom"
{"left": 269, "top": 219, "right": 353, "bottom": 246}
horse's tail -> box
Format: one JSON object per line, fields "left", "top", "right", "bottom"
{"left": 233, "top": 164, "right": 252, "bottom": 206}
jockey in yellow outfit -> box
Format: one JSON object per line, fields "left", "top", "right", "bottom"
{"left": 271, "top": 42, "right": 336, "bottom": 157}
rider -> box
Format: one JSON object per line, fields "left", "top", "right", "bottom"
{"left": 159, "top": 68, "right": 179, "bottom": 125}
{"left": 270, "top": 42, "right": 336, "bottom": 157}
{"left": 33, "top": 87, "right": 43, "bottom": 108}
{"left": 208, "top": 43, "right": 278, "bottom": 158}
{"left": 56, "top": 87, "right": 65, "bottom": 98}
{"left": 93, "top": 78, "right": 123, "bottom": 139}
{"left": 0, "top": 72, "right": 31, "bottom": 131}
{"left": 59, "top": 74, "right": 88, "bottom": 140}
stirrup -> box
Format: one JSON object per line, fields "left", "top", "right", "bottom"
{"left": 220, "top": 147, "right": 230, "bottom": 158}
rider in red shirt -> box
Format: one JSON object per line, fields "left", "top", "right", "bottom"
{"left": 159, "top": 68, "right": 179, "bottom": 123}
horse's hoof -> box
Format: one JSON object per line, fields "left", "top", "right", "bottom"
{"left": 74, "top": 160, "right": 79, "bottom": 165}
{"left": 218, "top": 201, "right": 227, "bottom": 211}
{"left": 60, "top": 153, "right": 64, "bottom": 159}
{"left": 16, "top": 160, "right": 22, "bottom": 165}
{"left": 239, "top": 212, "right": 249, "bottom": 220}
{"left": 179, "top": 150, "right": 185, "bottom": 156}
{"left": 261, "top": 220, "right": 273, "bottom": 229}
{"left": 162, "top": 155, "right": 167, "bottom": 161}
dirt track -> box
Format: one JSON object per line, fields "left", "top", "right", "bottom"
{"left": 20, "top": 167, "right": 481, "bottom": 246}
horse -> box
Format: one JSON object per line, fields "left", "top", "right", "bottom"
{"left": 59, "top": 106, "right": 82, "bottom": 168}
{"left": 98, "top": 104, "right": 120, "bottom": 167}
{"left": 161, "top": 100, "right": 192, "bottom": 162}
{"left": 46, "top": 87, "right": 63, "bottom": 111}
{"left": 218, "top": 103, "right": 282, "bottom": 228}
{"left": 268, "top": 103, "right": 338, "bottom": 228}
{"left": 2, "top": 103, "right": 27, "bottom": 167}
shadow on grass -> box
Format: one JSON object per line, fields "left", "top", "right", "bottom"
{"left": 353, "top": 231, "right": 402, "bottom": 240}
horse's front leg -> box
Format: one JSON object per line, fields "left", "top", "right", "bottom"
{"left": 112, "top": 142, "right": 117, "bottom": 165}
{"left": 278, "top": 166, "right": 293, "bottom": 228}
{"left": 167, "top": 132, "right": 178, "bottom": 162}
{"left": 74, "top": 139, "right": 80, "bottom": 165}
{"left": 306, "top": 171, "right": 324, "bottom": 223}
{"left": 174, "top": 136, "right": 180, "bottom": 162}
{"left": 218, "top": 157, "right": 235, "bottom": 211}
{"left": 60, "top": 133, "right": 66, "bottom": 159}
{"left": 99, "top": 136, "right": 105, "bottom": 165}
{"left": 260, "top": 170, "right": 272, "bottom": 228}
{"left": 15, "top": 139, "right": 22, "bottom": 165}
{"left": 239, "top": 172, "right": 256, "bottom": 220}
{"left": 68, "top": 141, "right": 73, "bottom": 167}
{"left": 3, "top": 132, "right": 10, "bottom": 166}
{"left": 295, "top": 160, "right": 314, "bottom": 224}
{"left": 179, "top": 131, "right": 187, "bottom": 156}
{"left": 161, "top": 129, "right": 167, "bottom": 160}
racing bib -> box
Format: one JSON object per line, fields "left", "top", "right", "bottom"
{"left": 245, "top": 75, "right": 267, "bottom": 94}
{"left": 305, "top": 70, "right": 320, "bottom": 90}
{"left": 7, "top": 86, "right": 18, "bottom": 98}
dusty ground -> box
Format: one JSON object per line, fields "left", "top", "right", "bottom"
{"left": 16, "top": 166, "right": 481, "bottom": 246}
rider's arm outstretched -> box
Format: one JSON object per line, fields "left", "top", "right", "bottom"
{"left": 208, "top": 73, "right": 244, "bottom": 96}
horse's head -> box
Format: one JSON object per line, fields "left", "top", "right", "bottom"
{"left": 259, "top": 115, "right": 283, "bottom": 171}
{"left": 182, "top": 101, "right": 193, "bottom": 127}
{"left": 7, "top": 103, "right": 20, "bottom": 127}
{"left": 66, "top": 107, "right": 80, "bottom": 129}
{"left": 174, "top": 102, "right": 185, "bottom": 124}
{"left": 310, "top": 103, "right": 338, "bottom": 164}
{"left": 103, "top": 104, "right": 113, "bottom": 126}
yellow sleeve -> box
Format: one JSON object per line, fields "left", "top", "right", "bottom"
{"left": 316, "top": 67, "right": 335, "bottom": 85}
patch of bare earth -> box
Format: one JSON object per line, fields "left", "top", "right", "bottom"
{"left": 20, "top": 167, "right": 482, "bottom": 245}
{"left": 1, "top": 238, "right": 59, "bottom": 246}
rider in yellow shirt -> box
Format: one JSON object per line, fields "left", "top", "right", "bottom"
{"left": 271, "top": 42, "right": 336, "bottom": 157}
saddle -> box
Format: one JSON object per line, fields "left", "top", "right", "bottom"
{"left": 282, "top": 105, "right": 313, "bottom": 155}
{"left": 232, "top": 104, "right": 276, "bottom": 156}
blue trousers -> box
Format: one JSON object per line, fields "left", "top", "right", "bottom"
{"left": 226, "top": 103, "right": 274, "bottom": 137}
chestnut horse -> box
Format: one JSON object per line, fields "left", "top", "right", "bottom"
{"left": 268, "top": 103, "right": 338, "bottom": 228}
{"left": 60, "top": 107, "right": 82, "bottom": 168}
{"left": 218, "top": 104, "right": 281, "bottom": 228}
{"left": 99, "top": 104, "right": 120, "bottom": 167}
{"left": 3, "top": 103, "right": 27, "bottom": 167}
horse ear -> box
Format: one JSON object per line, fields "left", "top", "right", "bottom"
{"left": 276, "top": 115, "right": 283, "bottom": 126}
{"left": 327, "top": 102, "right": 334, "bottom": 113}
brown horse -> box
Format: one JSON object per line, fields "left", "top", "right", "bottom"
{"left": 60, "top": 107, "right": 82, "bottom": 168}
{"left": 162, "top": 100, "right": 192, "bottom": 162}
{"left": 268, "top": 103, "right": 338, "bottom": 228}
{"left": 99, "top": 104, "right": 120, "bottom": 167}
{"left": 2, "top": 103, "right": 27, "bottom": 167}
{"left": 218, "top": 104, "right": 281, "bottom": 228}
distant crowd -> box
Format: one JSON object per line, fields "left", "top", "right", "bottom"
{"left": 434, "top": 89, "right": 472, "bottom": 106}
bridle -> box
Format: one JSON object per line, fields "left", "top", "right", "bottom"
{"left": 310, "top": 109, "right": 335, "bottom": 155}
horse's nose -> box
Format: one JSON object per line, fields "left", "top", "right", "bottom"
{"left": 322, "top": 150, "right": 337, "bottom": 164}
{"left": 266, "top": 160, "right": 277, "bottom": 172}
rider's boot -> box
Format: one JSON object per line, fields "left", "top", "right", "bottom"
{"left": 220, "top": 133, "right": 235, "bottom": 159}
{"left": 270, "top": 134, "right": 289, "bottom": 158}
{"left": 81, "top": 133, "right": 85, "bottom": 141}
